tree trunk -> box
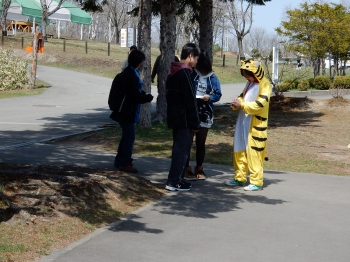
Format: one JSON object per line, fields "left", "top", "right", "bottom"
{"left": 30, "top": 31, "right": 39, "bottom": 89}
{"left": 237, "top": 35, "right": 245, "bottom": 60}
{"left": 321, "top": 58, "right": 326, "bottom": 75}
{"left": 115, "top": 29, "right": 120, "bottom": 45}
{"left": 153, "top": 0, "right": 177, "bottom": 123}
{"left": 137, "top": 0, "right": 152, "bottom": 128}
{"left": 333, "top": 55, "right": 339, "bottom": 78}
{"left": 40, "top": 0, "right": 48, "bottom": 43}
{"left": 1, "top": 0, "right": 11, "bottom": 36}
{"left": 199, "top": 0, "right": 213, "bottom": 61}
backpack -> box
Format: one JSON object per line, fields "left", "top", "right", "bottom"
{"left": 108, "top": 72, "right": 126, "bottom": 111}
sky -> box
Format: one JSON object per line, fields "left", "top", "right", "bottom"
{"left": 252, "top": 0, "right": 344, "bottom": 33}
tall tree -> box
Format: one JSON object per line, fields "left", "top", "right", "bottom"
{"left": 196, "top": 0, "right": 271, "bottom": 60}
{"left": 226, "top": 0, "right": 253, "bottom": 60}
{"left": 105, "top": 0, "right": 130, "bottom": 44}
{"left": 1, "top": 0, "right": 11, "bottom": 36}
{"left": 276, "top": 2, "right": 350, "bottom": 77}
{"left": 75, "top": 0, "right": 107, "bottom": 12}
{"left": 138, "top": 0, "right": 153, "bottom": 127}
{"left": 153, "top": 0, "right": 178, "bottom": 122}
{"left": 198, "top": 0, "right": 213, "bottom": 59}
{"left": 39, "top": 0, "right": 65, "bottom": 42}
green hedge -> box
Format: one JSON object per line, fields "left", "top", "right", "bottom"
{"left": 332, "top": 76, "right": 350, "bottom": 89}
{"left": 0, "top": 48, "right": 30, "bottom": 91}
{"left": 298, "top": 79, "right": 310, "bottom": 91}
{"left": 314, "top": 75, "right": 331, "bottom": 90}
{"left": 308, "top": 78, "right": 315, "bottom": 89}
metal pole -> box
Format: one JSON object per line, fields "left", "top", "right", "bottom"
{"left": 272, "top": 46, "right": 279, "bottom": 85}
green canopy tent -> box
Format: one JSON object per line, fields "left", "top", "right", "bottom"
{"left": 53, "top": 0, "right": 91, "bottom": 40}
{"left": 1, "top": 0, "right": 91, "bottom": 39}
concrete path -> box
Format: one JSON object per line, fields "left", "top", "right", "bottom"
{"left": 0, "top": 66, "right": 350, "bottom": 262}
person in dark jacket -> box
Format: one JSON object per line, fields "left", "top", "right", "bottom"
{"left": 110, "top": 50, "right": 153, "bottom": 173}
{"left": 165, "top": 43, "right": 201, "bottom": 192}
{"left": 184, "top": 49, "right": 222, "bottom": 181}
{"left": 151, "top": 54, "right": 180, "bottom": 83}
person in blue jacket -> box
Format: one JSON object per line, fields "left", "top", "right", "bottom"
{"left": 184, "top": 49, "right": 222, "bottom": 180}
{"left": 110, "top": 50, "right": 153, "bottom": 173}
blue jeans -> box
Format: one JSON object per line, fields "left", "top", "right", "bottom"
{"left": 114, "top": 123, "right": 135, "bottom": 167}
{"left": 167, "top": 128, "right": 194, "bottom": 184}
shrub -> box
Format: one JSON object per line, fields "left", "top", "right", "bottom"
{"left": 281, "top": 79, "right": 299, "bottom": 90}
{"left": 308, "top": 78, "right": 315, "bottom": 89}
{"left": 332, "top": 76, "right": 350, "bottom": 89}
{"left": 0, "top": 48, "right": 30, "bottom": 91}
{"left": 275, "top": 82, "right": 291, "bottom": 93}
{"left": 298, "top": 79, "right": 310, "bottom": 91}
{"left": 314, "top": 75, "right": 331, "bottom": 90}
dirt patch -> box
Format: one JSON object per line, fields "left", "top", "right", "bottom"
{"left": 0, "top": 163, "right": 166, "bottom": 262}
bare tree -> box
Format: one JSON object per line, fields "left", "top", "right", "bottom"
{"left": 106, "top": 0, "right": 133, "bottom": 44}
{"left": 40, "top": 0, "right": 65, "bottom": 42}
{"left": 1, "top": 0, "right": 11, "bottom": 36}
{"left": 175, "top": 7, "right": 199, "bottom": 49}
{"left": 226, "top": 0, "right": 253, "bottom": 60}
{"left": 245, "top": 27, "right": 279, "bottom": 58}
{"left": 137, "top": 0, "right": 152, "bottom": 127}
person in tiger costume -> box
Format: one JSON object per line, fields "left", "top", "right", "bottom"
{"left": 225, "top": 60, "right": 272, "bottom": 191}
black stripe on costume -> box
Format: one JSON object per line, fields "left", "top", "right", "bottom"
{"left": 255, "top": 67, "right": 264, "bottom": 79}
{"left": 253, "top": 126, "right": 267, "bottom": 131}
{"left": 259, "top": 95, "right": 269, "bottom": 102}
{"left": 251, "top": 146, "right": 265, "bottom": 152}
{"left": 252, "top": 136, "right": 267, "bottom": 142}
{"left": 255, "top": 116, "right": 267, "bottom": 121}
{"left": 255, "top": 100, "right": 264, "bottom": 107}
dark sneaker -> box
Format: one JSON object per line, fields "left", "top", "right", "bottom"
{"left": 165, "top": 182, "right": 191, "bottom": 191}
{"left": 184, "top": 166, "right": 197, "bottom": 181}
{"left": 119, "top": 165, "right": 138, "bottom": 173}
{"left": 180, "top": 180, "right": 192, "bottom": 188}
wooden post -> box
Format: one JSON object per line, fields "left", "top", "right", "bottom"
{"left": 30, "top": 27, "right": 39, "bottom": 89}
{"left": 63, "top": 39, "right": 66, "bottom": 52}
{"left": 223, "top": 54, "right": 226, "bottom": 67}
{"left": 21, "top": 37, "right": 24, "bottom": 48}
{"left": 85, "top": 41, "right": 87, "bottom": 54}
{"left": 108, "top": 42, "right": 110, "bottom": 56}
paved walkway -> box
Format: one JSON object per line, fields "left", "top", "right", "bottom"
{"left": 0, "top": 66, "right": 350, "bottom": 262}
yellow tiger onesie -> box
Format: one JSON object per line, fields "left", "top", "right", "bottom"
{"left": 231, "top": 60, "right": 271, "bottom": 188}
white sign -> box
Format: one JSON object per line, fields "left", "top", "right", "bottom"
{"left": 120, "top": 28, "right": 127, "bottom": 47}
{"left": 127, "top": 28, "right": 134, "bottom": 47}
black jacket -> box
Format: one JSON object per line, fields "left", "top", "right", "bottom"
{"left": 110, "top": 66, "right": 153, "bottom": 124}
{"left": 166, "top": 62, "right": 200, "bottom": 130}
